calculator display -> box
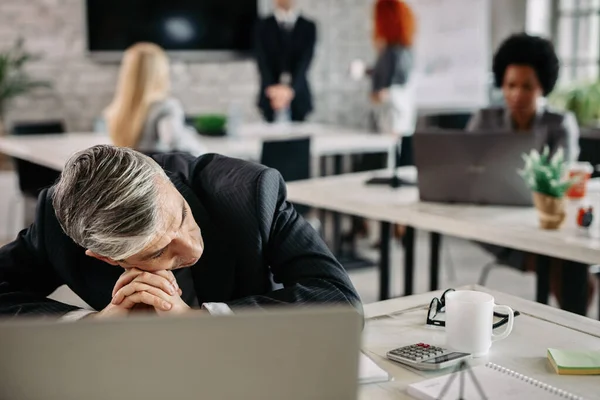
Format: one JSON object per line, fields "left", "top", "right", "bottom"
{"left": 422, "top": 352, "right": 470, "bottom": 364}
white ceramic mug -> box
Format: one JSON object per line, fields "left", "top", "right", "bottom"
{"left": 445, "top": 290, "right": 514, "bottom": 357}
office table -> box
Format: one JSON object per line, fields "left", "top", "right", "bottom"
{"left": 0, "top": 125, "right": 396, "bottom": 271}
{"left": 0, "top": 126, "right": 395, "bottom": 269}
{"left": 231, "top": 121, "right": 386, "bottom": 139}
{"left": 359, "top": 285, "right": 600, "bottom": 399}
{"left": 0, "top": 128, "right": 396, "bottom": 172}
{"left": 286, "top": 167, "right": 600, "bottom": 315}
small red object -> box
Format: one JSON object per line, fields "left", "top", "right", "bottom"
{"left": 417, "top": 343, "right": 424, "bottom": 347}
{"left": 577, "top": 206, "right": 594, "bottom": 227}
{"left": 577, "top": 208, "right": 585, "bottom": 226}
{"left": 423, "top": 344, "right": 430, "bottom": 348}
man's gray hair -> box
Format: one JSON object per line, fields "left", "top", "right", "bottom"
{"left": 53, "top": 145, "right": 168, "bottom": 260}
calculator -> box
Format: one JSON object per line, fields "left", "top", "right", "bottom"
{"left": 386, "top": 343, "right": 472, "bottom": 370}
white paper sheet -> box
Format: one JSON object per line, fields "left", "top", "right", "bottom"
{"left": 359, "top": 352, "right": 392, "bottom": 385}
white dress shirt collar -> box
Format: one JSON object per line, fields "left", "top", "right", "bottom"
{"left": 274, "top": 8, "right": 299, "bottom": 28}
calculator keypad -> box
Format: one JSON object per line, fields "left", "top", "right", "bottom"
{"left": 388, "top": 343, "right": 448, "bottom": 362}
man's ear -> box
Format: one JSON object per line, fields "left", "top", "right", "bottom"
{"left": 85, "top": 250, "right": 120, "bottom": 266}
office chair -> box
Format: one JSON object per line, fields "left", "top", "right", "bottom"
{"left": 579, "top": 134, "right": 600, "bottom": 178}
{"left": 477, "top": 246, "right": 530, "bottom": 287}
{"left": 591, "top": 264, "right": 600, "bottom": 320}
{"left": 419, "top": 113, "right": 473, "bottom": 130}
{"left": 260, "top": 137, "right": 311, "bottom": 216}
{"left": 8, "top": 121, "right": 64, "bottom": 232}
{"left": 480, "top": 257, "right": 600, "bottom": 319}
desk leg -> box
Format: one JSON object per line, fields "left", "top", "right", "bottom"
{"left": 429, "top": 232, "right": 441, "bottom": 291}
{"left": 333, "top": 212, "right": 342, "bottom": 254}
{"left": 333, "top": 154, "right": 343, "bottom": 175}
{"left": 536, "top": 256, "right": 550, "bottom": 305}
{"left": 403, "top": 226, "right": 415, "bottom": 296}
{"left": 379, "top": 222, "right": 391, "bottom": 301}
{"left": 319, "top": 156, "right": 328, "bottom": 237}
{"left": 331, "top": 155, "right": 344, "bottom": 253}
{"left": 561, "top": 261, "right": 588, "bottom": 316}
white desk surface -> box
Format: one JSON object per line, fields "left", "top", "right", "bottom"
{"left": 286, "top": 167, "right": 600, "bottom": 266}
{"left": 233, "top": 122, "right": 381, "bottom": 138}
{"left": 0, "top": 124, "right": 396, "bottom": 171}
{"left": 359, "top": 285, "right": 600, "bottom": 399}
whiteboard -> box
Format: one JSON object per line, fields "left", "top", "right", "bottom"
{"left": 406, "top": 0, "right": 491, "bottom": 110}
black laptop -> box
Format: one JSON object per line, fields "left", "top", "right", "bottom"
{"left": 413, "top": 130, "right": 536, "bottom": 207}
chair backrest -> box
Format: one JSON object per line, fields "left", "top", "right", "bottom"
{"left": 579, "top": 136, "right": 600, "bottom": 178}
{"left": 11, "top": 121, "right": 65, "bottom": 136}
{"left": 417, "top": 113, "right": 472, "bottom": 130}
{"left": 261, "top": 137, "right": 311, "bottom": 215}
{"left": 261, "top": 137, "right": 311, "bottom": 182}
{"left": 10, "top": 121, "right": 65, "bottom": 197}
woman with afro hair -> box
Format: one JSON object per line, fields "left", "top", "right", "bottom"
{"left": 468, "top": 33, "right": 579, "bottom": 161}
{"left": 470, "top": 34, "right": 594, "bottom": 311}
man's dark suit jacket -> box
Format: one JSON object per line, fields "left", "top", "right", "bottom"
{"left": 0, "top": 153, "right": 361, "bottom": 316}
{"left": 255, "top": 15, "right": 316, "bottom": 122}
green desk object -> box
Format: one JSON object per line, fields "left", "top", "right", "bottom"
{"left": 547, "top": 348, "right": 600, "bottom": 375}
{"left": 194, "top": 114, "right": 227, "bottom": 137}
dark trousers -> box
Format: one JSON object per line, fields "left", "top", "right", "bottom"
{"left": 262, "top": 108, "right": 308, "bottom": 123}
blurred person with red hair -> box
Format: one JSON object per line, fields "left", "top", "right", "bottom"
{"left": 371, "top": 0, "right": 417, "bottom": 151}
{"left": 347, "top": 0, "right": 416, "bottom": 244}
{"left": 358, "top": 0, "right": 416, "bottom": 242}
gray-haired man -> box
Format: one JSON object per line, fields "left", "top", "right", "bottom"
{"left": 0, "top": 145, "right": 361, "bottom": 318}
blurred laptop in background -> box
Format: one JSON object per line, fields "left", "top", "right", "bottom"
{"left": 413, "top": 130, "right": 535, "bottom": 207}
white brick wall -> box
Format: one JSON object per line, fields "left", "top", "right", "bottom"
{"left": 0, "top": 0, "right": 374, "bottom": 131}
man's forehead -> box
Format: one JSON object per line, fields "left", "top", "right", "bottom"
{"left": 156, "top": 203, "right": 180, "bottom": 237}
{"left": 131, "top": 183, "right": 183, "bottom": 258}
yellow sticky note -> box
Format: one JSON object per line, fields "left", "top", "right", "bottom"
{"left": 548, "top": 348, "right": 600, "bottom": 375}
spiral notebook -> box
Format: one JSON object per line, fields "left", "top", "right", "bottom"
{"left": 407, "top": 362, "right": 584, "bottom": 400}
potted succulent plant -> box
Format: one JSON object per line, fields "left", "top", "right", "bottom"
{"left": 519, "top": 147, "right": 575, "bottom": 230}
{"left": 0, "top": 38, "right": 51, "bottom": 135}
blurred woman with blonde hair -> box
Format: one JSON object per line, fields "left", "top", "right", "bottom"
{"left": 104, "top": 42, "right": 205, "bottom": 155}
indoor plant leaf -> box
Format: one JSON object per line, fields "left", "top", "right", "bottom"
{"left": 0, "top": 38, "right": 51, "bottom": 123}
{"left": 518, "top": 147, "right": 572, "bottom": 199}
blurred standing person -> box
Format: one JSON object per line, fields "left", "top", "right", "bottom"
{"left": 371, "top": 0, "right": 417, "bottom": 165}
{"left": 349, "top": 0, "right": 416, "bottom": 243}
{"left": 255, "top": 0, "right": 317, "bottom": 123}
{"left": 103, "top": 42, "right": 206, "bottom": 156}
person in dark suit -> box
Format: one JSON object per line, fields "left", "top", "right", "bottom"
{"left": 255, "top": 0, "right": 317, "bottom": 122}
{"left": 0, "top": 145, "right": 361, "bottom": 319}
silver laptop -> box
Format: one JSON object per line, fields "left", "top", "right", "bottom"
{"left": 0, "top": 308, "right": 361, "bottom": 400}
{"left": 413, "top": 130, "right": 536, "bottom": 206}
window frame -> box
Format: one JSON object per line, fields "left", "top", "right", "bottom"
{"left": 553, "top": 0, "right": 600, "bottom": 83}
